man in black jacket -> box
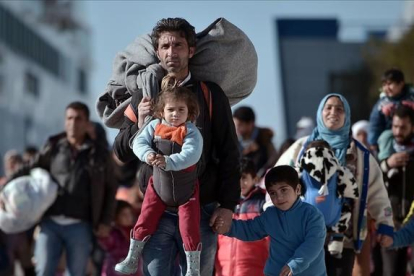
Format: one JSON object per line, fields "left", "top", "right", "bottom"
{"left": 113, "top": 18, "right": 240, "bottom": 276}
{"left": 12, "top": 102, "right": 117, "bottom": 276}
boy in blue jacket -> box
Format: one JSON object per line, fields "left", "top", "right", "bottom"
{"left": 215, "top": 165, "right": 327, "bottom": 276}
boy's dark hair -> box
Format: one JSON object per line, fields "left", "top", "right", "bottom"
{"left": 153, "top": 75, "right": 200, "bottom": 122}
{"left": 233, "top": 106, "right": 255, "bottom": 122}
{"left": 115, "top": 200, "right": 133, "bottom": 217}
{"left": 306, "top": 140, "right": 331, "bottom": 150}
{"left": 394, "top": 105, "right": 414, "bottom": 125}
{"left": 240, "top": 157, "right": 257, "bottom": 178}
{"left": 382, "top": 68, "right": 405, "bottom": 84}
{"left": 265, "top": 165, "right": 299, "bottom": 190}
{"left": 66, "top": 101, "right": 90, "bottom": 120}
{"left": 151, "top": 18, "right": 196, "bottom": 50}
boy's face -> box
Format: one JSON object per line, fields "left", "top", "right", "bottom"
{"left": 240, "top": 172, "right": 257, "bottom": 197}
{"left": 383, "top": 80, "right": 404, "bottom": 97}
{"left": 267, "top": 182, "right": 300, "bottom": 211}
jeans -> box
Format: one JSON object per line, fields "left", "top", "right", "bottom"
{"left": 34, "top": 219, "right": 92, "bottom": 276}
{"left": 142, "top": 202, "right": 218, "bottom": 276}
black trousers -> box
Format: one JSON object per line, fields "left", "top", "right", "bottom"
{"left": 325, "top": 247, "right": 355, "bottom": 276}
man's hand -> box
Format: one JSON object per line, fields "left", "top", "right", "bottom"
{"left": 152, "top": 154, "right": 166, "bottom": 169}
{"left": 209, "top": 208, "right": 233, "bottom": 234}
{"left": 387, "top": 152, "right": 409, "bottom": 168}
{"left": 279, "top": 265, "right": 293, "bottom": 276}
{"left": 95, "top": 224, "right": 111, "bottom": 238}
{"left": 137, "top": 97, "right": 152, "bottom": 128}
{"left": 377, "top": 234, "right": 393, "bottom": 248}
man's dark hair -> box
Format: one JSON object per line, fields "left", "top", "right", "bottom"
{"left": 66, "top": 101, "right": 90, "bottom": 120}
{"left": 394, "top": 105, "right": 414, "bottom": 125}
{"left": 382, "top": 68, "right": 405, "bottom": 84}
{"left": 306, "top": 140, "right": 331, "bottom": 150}
{"left": 265, "top": 165, "right": 298, "bottom": 190}
{"left": 151, "top": 18, "right": 196, "bottom": 50}
{"left": 233, "top": 106, "right": 255, "bottom": 122}
{"left": 240, "top": 157, "right": 257, "bottom": 178}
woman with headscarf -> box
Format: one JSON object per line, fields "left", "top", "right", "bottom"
{"left": 275, "top": 94, "right": 394, "bottom": 276}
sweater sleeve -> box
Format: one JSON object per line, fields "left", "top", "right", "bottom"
{"left": 224, "top": 212, "right": 268, "bottom": 241}
{"left": 287, "top": 208, "right": 326, "bottom": 274}
{"left": 366, "top": 153, "right": 394, "bottom": 229}
{"left": 209, "top": 82, "right": 241, "bottom": 211}
{"left": 368, "top": 101, "right": 386, "bottom": 146}
{"left": 165, "top": 123, "right": 203, "bottom": 171}
{"left": 392, "top": 216, "right": 414, "bottom": 248}
{"left": 132, "top": 120, "right": 157, "bottom": 164}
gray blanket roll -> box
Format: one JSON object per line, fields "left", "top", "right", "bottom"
{"left": 97, "top": 18, "right": 257, "bottom": 129}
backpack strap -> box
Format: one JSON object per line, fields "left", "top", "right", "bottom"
{"left": 200, "top": 82, "right": 212, "bottom": 120}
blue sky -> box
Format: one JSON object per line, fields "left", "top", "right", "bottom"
{"left": 84, "top": 1, "right": 404, "bottom": 146}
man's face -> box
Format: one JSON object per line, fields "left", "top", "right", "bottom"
{"left": 383, "top": 80, "right": 404, "bottom": 98}
{"left": 392, "top": 116, "right": 414, "bottom": 144}
{"left": 156, "top": 31, "right": 195, "bottom": 80}
{"left": 65, "top": 108, "right": 89, "bottom": 142}
{"left": 233, "top": 118, "right": 255, "bottom": 140}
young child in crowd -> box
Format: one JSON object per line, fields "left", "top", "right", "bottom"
{"left": 298, "top": 140, "right": 359, "bottom": 258}
{"left": 368, "top": 68, "right": 414, "bottom": 150}
{"left": 215, "top": 158, "right": 269, "bottom": 276}
{"left": 216, "top": 165, "right": 327, "bottom": 276}
{"left": 115, "top": 75, "right": 203, "bottom": 275}
{"left": 98, "top": 200, "right": 142, "bottom": 276}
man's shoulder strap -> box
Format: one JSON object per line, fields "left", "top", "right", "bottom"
{"left": 200, "top": 81, "right": 212, "bottom": 120}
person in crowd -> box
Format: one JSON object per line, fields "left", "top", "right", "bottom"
{"left": 22, "top": 146, "right": 38, "bottom": 164}
{"left": 373, "top": 105, "right": 414, "bottom": 275}
{"left": 368, "top": 68, "right": 414, "bottom": 152}
{"left": 215, "top": 158, "right": 268, "bottom": 276}
{"left": 352, "top": 120, "right": 370, "bottom": 148}
{"left": 116, "top": 75, "right": 203, "bottom": 275}
{"left": 9, "top": 101, "right": 117, "bottom": 276}
{"left": 276, "top": 93, "right": 394, "bottom": 276}
{"left": 0, "top": 150, "right": 34, "bottom": 276}
{"left": 216, "top": 165, "right": 326, "bottom": 276}
{"left": 298, "top": 140, "right": 359, "bottom": 258}
{"left": 294, "top": 116, "right": 315, "bottom": 140}
{"left": 99, "top": 200, "right": 142, "bottom": 276}
{"left": 0, "top": 150, "right": 23, "bottom": 186}
{"left": 112, "top": 18, "right": 240, "bottom": 276}
{"left": 233, "top": 106, "right": 277, "bottom": 178}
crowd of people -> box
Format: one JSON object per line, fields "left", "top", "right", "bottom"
{"left": 1, "top": 16, "right": 414, "bottom": 276}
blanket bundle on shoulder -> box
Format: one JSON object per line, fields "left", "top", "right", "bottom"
{"left": 97, "top": 18, "right": 258, "bottom": 129}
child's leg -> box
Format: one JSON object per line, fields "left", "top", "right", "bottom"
{"left": 133, "top": 177, "right": 167, "bottom": 240}
{"left": 178, "top": 182, "right": 201, "bottom": 251}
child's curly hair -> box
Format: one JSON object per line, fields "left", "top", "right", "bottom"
{"left": 153, "top": 75, "right": 200, "bottom": 122}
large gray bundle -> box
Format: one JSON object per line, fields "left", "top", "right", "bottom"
{"left": 97, "top": 18, "right": 258, "bottom": 129}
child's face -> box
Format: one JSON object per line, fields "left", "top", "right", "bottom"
{"left": 162, "top": 99, "right": 189, "bottom": 126}
{"left": 240, "top": 172, "right": 257, "bottom": 197}
{"left": 267, "top": 182, "right": 300, "bottom": 211}
{"left": 116, "top": 207, "right": 135, "bottom": 228}
{"left": 383, "top": 80, "right": 404, "bottom": 97}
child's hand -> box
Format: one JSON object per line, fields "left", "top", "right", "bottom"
{"left": 153, "top": 154, "right": 166, "bottom": 169}
{"left": 377, "top": 234, "right": 393, "bottom": 248}
{"left": 147, "top": 153, "right": 156, "bottom": 164}
{"left": 279, "top": 265, "right": 292, "bottom": 276}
